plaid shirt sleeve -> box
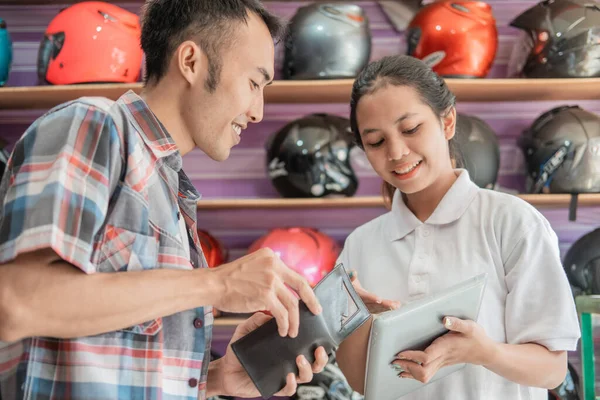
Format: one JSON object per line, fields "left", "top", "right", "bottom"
{"left": 0, "top": 100, "right": 124, "bottom": 274}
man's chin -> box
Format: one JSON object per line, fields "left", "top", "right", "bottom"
{"left": 211, "top": 149, "right": 231, "bottom": 162}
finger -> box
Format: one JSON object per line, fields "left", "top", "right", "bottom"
{"left": 276, "top": 373, "right": 298, "bottom": 397}
{"left": 399, "top": 372, "right": 413, "bottom": 379}
{"left": 444, "top": 316, "right": 473, "bottom": 334}
{"left": 231, "top": 312, "right": 273, "bottom": 342}
{"left": 394, "top": 351, "right": 429, "bottom": 365}
{"left": 392, "top": 360, "right": 425, "bottom": 381}
{"left": 312, "top": 346, "right": 329, "bottom": 373}
{"left": 238, "top": 313, "right": 272, "bottom": 335}
{"left": 268, "top": 293, "right": 289, "bottom": 337}
{"left": 295, "top": 355, "right": 313, "bottom": 383}
{"left": 277, "top": 282, "right": 300, "bottom": 338}
{"left": 280, "top": 264, "right": 322, "bottom": 316}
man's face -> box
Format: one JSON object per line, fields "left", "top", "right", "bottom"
{"left": 184, "top": 11, "right": 275, "bottom": 161}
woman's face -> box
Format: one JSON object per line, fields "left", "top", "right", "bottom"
{"left": 355, "top": 83, "right": 456, "bottom": 195}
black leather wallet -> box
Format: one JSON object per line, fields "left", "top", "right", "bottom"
{"left": 231, "top": 263, "right": 370, "bottom": 399}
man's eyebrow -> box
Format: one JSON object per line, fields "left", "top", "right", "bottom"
{"left": 258, "top": 67, "right": 273, "bottom": 85}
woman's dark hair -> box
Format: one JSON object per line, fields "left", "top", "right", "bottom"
{"left": 349, "top": 55, "right": 462, "bottom": 206}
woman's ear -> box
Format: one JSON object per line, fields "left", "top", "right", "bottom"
{"left": 443, "top": 107, "right": 457, "bottom": 141}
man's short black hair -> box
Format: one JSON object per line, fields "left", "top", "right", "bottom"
{"left": 141, "top": 0, "right": 285, "bottom": 91}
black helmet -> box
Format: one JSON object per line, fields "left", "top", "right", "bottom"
{"left": 454, "top": 113, "right": 500, "bottom": 189}
{"left": 518, "top": 105, "right": 600, "bottom": 194}
{"left": 563, "top": 228, "right": 600, "bottom": 297}
{"left": 0, "top": 138, "right": 8, "bottom": 179}
{"left": 266, "top": 113, "right": 358, "bottom": 198}
{"left": 283, "top": 3, "right": 372, "bottom": 80}
{"left": 549, "top": 361, "right": 581, "bottom": 400}
{"left": 508, "top": 0, "right": 600, "bottom": 78}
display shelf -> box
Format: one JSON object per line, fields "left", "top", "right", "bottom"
{"left": 196, "top": 193, "right": 600, "bottom": 210}
{"left": 214, "top": 317, "right": 245, "bottom": 327}
{"left": 0, "top": 0, "right": 140, "bottom": 4}
{"left": 1, "top": 78, "right": 600, "bottom": 110}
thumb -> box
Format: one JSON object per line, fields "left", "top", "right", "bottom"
{"left": 443, "top": 316, "right": 473, "bottom": 334}
{"left": 234, "top": 312, "right": 272, "bottom": 339}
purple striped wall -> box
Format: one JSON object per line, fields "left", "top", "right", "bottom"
{"left": 0, "top": 1, "right": 599, "bottom": 395}
{"left": 0, "top": 0, "right": 597, "bottom": 261}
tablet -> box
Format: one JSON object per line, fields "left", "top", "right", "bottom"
{"left": 364, "top": 273, "right": 488, "bottom": 400}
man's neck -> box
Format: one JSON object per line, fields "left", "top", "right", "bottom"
{"left": 140, "top": 79, "right": 195, "bottom": 156}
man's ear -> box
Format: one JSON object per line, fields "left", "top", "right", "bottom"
{"left": 443, "top": 106, "right": 457, "bottom": 141}
{"left": 174, "top": 40, "right": 208, "bottom": 86}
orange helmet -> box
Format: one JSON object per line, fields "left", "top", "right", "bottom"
{"left": 37, "top": 1, "right": 143, "bottom": 85}
{"left": 248, "top": 227, "right": 340, "bottom": 288}
{"left": 197, "top": 229, "right": 229, "bottom": 268}
{"left": 406, "top": 1, "right": 498, "bottom": 78}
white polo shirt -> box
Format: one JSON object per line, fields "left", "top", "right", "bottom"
{"left": 337, "top": 169, "right": 581, "bottom": 400}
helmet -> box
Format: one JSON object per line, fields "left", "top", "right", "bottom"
{"left": 508, "top": 0, "right": 600, "bottom": 78}
{"left": 283, "top": 3, "right": 372, "bottom": 80}
{"left": 563, "top": 228, "right": 600, "bottom": 297}
{"left": 0, "top": 18, "right": 12, "bottom": 87}
{"left": 549, "top": 361, "right": 581, "bottom": 400}
{"left": 406, "top": 1, "right": 498, "bottom": 78}
{"left": 37, "top": 1, "right": 143, "bottom": 85}
{"left": 518, "top": 105, "right": 600, "bottom": 194}
{"left": 266, "top": 113, "right": 358, "bottom": 198}
{"left": 248, "top": 227, "right": 340, "bottom": 288}
{"left": 292, "top": 360, "right": 364, "bottom": 400}
{"left": 454, "top": 113, "right": 500, "bottom": 189}
{"left": 197, "top": 229, "right": 228, "bottom": 268}
{"left": 0, "top": 138, "right": 9, "bottom": 179}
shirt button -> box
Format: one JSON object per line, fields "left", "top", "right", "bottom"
{"left": 188, "top": 378, "right": 198, "bottom": 388}
{"left": 422, "top": 229, "right": 430, "bottom": 237}
{"left": 177, "top": 211, "right": 181, "bottom": 220}
{"left": 193, "top": 318, "right": 203, "bottom": 329}
{"left": 419, "top": 254, "right": 426, "bottom": 260}
{"left": 413, "top": 275, "right": 421, "bottom": 283}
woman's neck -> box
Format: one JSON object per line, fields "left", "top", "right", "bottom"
{"left": 403, "top": 169, "right": 458, "bottom": 222}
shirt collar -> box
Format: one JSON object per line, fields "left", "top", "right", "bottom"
{"left": 385, "top": 169, "right": 479, "bottom": 241}
{"left": 117, "top": 90, "right": 182, "bottom": 172}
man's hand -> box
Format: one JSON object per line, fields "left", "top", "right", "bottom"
{"left": 349, "top": 270, "right": 400, "bottom": 314}
{"left": 209, "top": 248, "right": 322, "bottom": 338}
{"left": 391, "top": 317, "right": 498, "bottom": 383}
{"left": 208, "top": 313, "right": 330, "bottom": 398}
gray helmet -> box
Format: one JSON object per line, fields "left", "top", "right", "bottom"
{"left": 283, "top": 3, "right": 372, "bottom": 80}
{"left": 454, "top": 113, "right": 500, "bottom": 189}
{"left": 518, "top": 105, "right": 600, "bottom": 194}
{"left": 508, "top": 0, "right": 600, "bottom": 78}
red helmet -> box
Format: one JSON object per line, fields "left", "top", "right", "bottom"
{"left": 37, "top": 1, "right": 143, "bottom": 85}
{"left": 248, "top": 227, "right": 340, "bottom": 287}
{"left": 197, "top": 229, "right": 228, "bottom": 268}
{"left": 406, "top": 1, "right": 498, "bottom": 78}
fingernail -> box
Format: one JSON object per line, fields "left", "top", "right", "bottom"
{"left": 444, "top": 317, "right": 452, "bottom": 328}
{"left": 317, "top": 305, "right": 323, "bottom": 314}
{"left": 301, "top": 357, "right": 308, "bottom": 366}
{"left": 348, "top": 271, "right": 355, "bottom": 279}
{"left": 390, "top": 364, "right": 404, "bottom": 373}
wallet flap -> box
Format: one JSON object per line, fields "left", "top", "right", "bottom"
{"left": 313, "top": 263, "right": 371, "bottom": 344}
{"left": 231, "top": 263, "right": 370, "bottom": 399}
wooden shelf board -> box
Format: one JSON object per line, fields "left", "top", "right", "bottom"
{"left": 0, "top": 0, "right": 141, "bottom": 3}
{"left": 214, "top": 318, "right": 245, "bottom": 327}
{"left": 196, "top": 193, "right": 600, "bottom": 210}
{"left": 1, "top": 78, "right": 600, "bottom": 110}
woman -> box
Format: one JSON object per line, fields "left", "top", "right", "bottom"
{"left": 336, "top": 55, "right": 580, "bottom": 400}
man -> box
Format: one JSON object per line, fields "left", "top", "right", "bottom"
{"left": 0, "top": 1, "right": 329, "bottom": 399}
